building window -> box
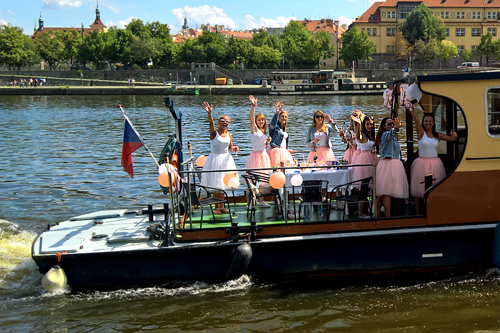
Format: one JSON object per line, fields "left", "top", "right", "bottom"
{"left": 441, "top": 12, "right": 449, "bottom": 19}
{"left": 373, "top": 28, "right": 377, "bottom": 36}
{"left": 387, "top": 28, "right": 396, "bottom": 36}
{"left": 362, "top": 28, "right": 365, "bottom": 32}
{"left": 456, "top": 28, "right": 465, "bottom": 36}
{"left": 472, "top": 12, "right": 481, "bottom": 19}
{"left": 472, "top": 45, "right": 478, "bottom": 51}
{"left": 458, "top": 45, "right": 465, "bottom": 54}
{"left": 446, "top": 28, "right": 449, "bottom": 36}
{"left": 486, "top": 89, "right": 500, "bottom": 136}
{"left": 488, "top": 12, "right": 494, "bottom": 19}
{"left": 387, "top": 45, "right": 395, "bottom": 53}
{"left": 374, "top": 46, "right": 377, "bottom": 53}
{"left": 488, "top": 28, "right": 497, "bottom": 36}
{"left": 472, "top": 28, "right": 481, "bottom": 36}
{"left": 457, "top": 12, "right": 465, "bottom": 19}
{"left": 367, "top": 28, "right": 371, "bottom": 36}
{"left": 398, "top": 5, "right": 419, "bottom": 19}
{"left": 387, "top": 11, "right": 396, "bottom": 19}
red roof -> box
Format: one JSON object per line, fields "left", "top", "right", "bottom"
{"left": 355, "top": 2, "right": 384, "bottom": 23}
{"left": 32, "top": 27, "right": 96, "bottom": 38}
{"left": 296, "top": 19, "right": 346, "bottom": 34}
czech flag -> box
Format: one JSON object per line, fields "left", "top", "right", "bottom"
{"left": 121, "top": 118, "right": 143, "bottom": 178}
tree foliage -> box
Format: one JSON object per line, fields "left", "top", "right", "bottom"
{"left": 399, "top": 4, "right": 446, "bottom": 46}
{"left": 0, "top": 25, "right": 37, "bottom": 69}
{"left": 439, "top": 40, "right": 458, "bottom": 65}
{"left": 477, "top": 32, "right": 497, "bottom": 66}
{"left": 340, "top": 27, "right": 375, "bottom": 67}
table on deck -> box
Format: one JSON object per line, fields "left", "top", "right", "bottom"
{"left": 284, "top": 168, "right": 352, "bottom": 190}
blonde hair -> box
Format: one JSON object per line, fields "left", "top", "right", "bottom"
{"left": 349, "top": 109, "right": 365, "bottom": 132}
{"left": 280, "top": 110, "right": 288, "bottom": 132}
{"left": 311, "top": 110, "right": 327, "bottom": 132}
{"left": 255, "top": 113, "right": 267, "bottom": 134}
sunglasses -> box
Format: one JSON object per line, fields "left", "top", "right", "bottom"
{"left": 386, "top": 122, "right": 395, "bottom": 126}
{"left": 220, "top": 119, "right": 231, "bottom": 124}
{"left": 315, "top": 115, "right": 324, "bottom": 119}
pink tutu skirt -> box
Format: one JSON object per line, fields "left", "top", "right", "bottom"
{"left": 343, "top": 147, "right": 355, "bottom": 163}
{"left": 245, "top": 150, "right": 271, "bottom": 170}
{"left": 308, "top": 146, "right": 336, "bottom": 163}
{"left": 352, "top": 150, "right": 375, "bottom": 188}
{"left": 410, "top": 157, "right": 446, "bottom": 198}
{"left": 351, "top": 148, "right": 361, "bottom": 165}
{"left": 268, "top": 147, "right": 294, "bottom": 167}
{"left": 376, "top": 158, "right": 409, "bottom": 199}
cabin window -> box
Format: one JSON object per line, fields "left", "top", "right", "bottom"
{"left": 486, "top": 89, "right": 500, "bottom": 135}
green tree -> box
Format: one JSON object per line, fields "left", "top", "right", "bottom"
{"left": 60, "top": 29, "right": 82, "bottom": 69}
{"left": 461, "top": 48, "right": 473, "bottom": 62}
{"left": 77, "top": 30, "right": 107, "bottom": 69}
{"left": 339, "top": 27, "right": 375, "bottom": 68}
{"left": 399, "top": 4, "right": 446, "bottom": 46}
{"left": 0, "top": 25, "right": 37, "bottom": 69}
{"left": 125, "top": 19, "right": 149, "bottom": 37}
{"left": 439, "top": 40, "right": 458, "bottom": 67}
{"left": 225, "top": 36, "right": 252, "bottom": 65}
{"left": 103, "top": 27, "right": 134, "bottom": 67}
{"left": 35, "top": 31, "right": 65, "bottom": 70}
{"left": 280, "top": 21, "right": 314, "bottom": 66}
{"left": 388, "top": 31, "right": 408, "bottom": 65}
{"left": 126, "top": 33, "right": 159, "bottom": 68}
{"left": 477, "top": 32, "right": 496, "bottom": 66}
{"left": 249, "top": 44, "right": 282, "bottom": 68}
{"left": 412, "top": 37, "right": 439, "bottom": 67}
{"left": 303, "top": 30, "right": 335, "bottom": 68}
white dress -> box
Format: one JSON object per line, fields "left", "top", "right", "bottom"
{"left": 201, "top": 132, "right": 237, "bottom": 190}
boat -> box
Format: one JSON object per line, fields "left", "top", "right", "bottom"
{"left": 32, "top": 71, "right": 500, "bottom": 291}
{"left": 269, "top": 69, "right": 386, "bottom": 95}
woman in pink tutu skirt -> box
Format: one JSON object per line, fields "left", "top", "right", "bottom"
{"left": 374, "top": 117, "right": 409, "bottom": 217}
{"left": 409, "top": 110, "right": 458, "bottom": 214}
{"left": 349, "top": 110, "right": 365, "bottom": 165}
{"left": 268, "top": 101, "right": 295, "bottom": 167}
{"left": 245, "top": 95, "right": 272, "bottom": 207}
{"left": 351, "top": 114, "right": 376, "bottom": 217}
{"left": 305, "top": 110, "right": 338, "bottom": 163}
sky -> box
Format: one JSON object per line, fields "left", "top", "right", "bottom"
{"left": 0, "top": 0, "right": 379, "bottom": 35}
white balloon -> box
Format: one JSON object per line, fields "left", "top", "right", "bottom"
{"left": 228, "top": 177, "right": 240, "bottom": 189}
{"left": 290, "top": 173, "right": 303, "bottom": 187}
{"left": 406, "top": 83, "right": 422, "bottom": 102}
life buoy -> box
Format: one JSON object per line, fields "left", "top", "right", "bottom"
{"left": 276, "top": 79, "right": 280, "bottom": 84}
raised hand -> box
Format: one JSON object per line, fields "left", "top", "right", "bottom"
{"left": 274, "top": 100, "right": 283, "bottom": 113}
{"left": 202, "top": 102, "right": 213, "bottom": 114}
{"left": 351, "top": 114, "right": 361, "bottom": 124}
{"left": 394, "top": 117, "right": 403, "bottom": 129}
{"left": 249, "top": 95, "right": 258, "bottom": 106}
{"left": 324, "top": 114, "right": 332, "bottom": 123}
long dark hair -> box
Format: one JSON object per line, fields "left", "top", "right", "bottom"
{"left": 374, "top": 117, "right": 391, "bottom": 149}
{"left": 422, "top": 113, "right": 438, "bottom": 138}
{"left": 362, "top": 115, "right": 375, "bottom": 141}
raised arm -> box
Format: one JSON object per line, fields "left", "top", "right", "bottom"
{"left": 438, "top": 131, "right": 458, "bottom": 142}
{"left": 249, "top": 95, "right": 258, "bottom": 134}
{"left": 202, "top": 102, "right": 216, "bottom": 140}
{"left": 410, "top": 109, "right": 424, "bottom": 140}
{"left": 351, "top": 115, "right": 366, "bottom": 143}
{"left": 324, "top": 114, "right": 339, "bottom": 133}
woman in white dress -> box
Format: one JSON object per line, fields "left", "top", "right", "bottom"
{"left": 200, "top": 101, "right": 239, "bottom": 214}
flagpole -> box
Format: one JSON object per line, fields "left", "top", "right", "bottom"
{"left": 118, "top": 104, "right": 160, "bottom": 168}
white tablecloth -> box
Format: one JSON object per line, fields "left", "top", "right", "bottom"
{"left": 284, "top": 168, "right": 352, "bottom": 190}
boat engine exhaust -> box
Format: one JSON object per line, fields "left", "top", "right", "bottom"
{"left": 226, "top": 243, "right": 252, "bottom": 280}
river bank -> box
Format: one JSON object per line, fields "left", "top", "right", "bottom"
{"left": 0, "top": 85, "right": 271, "bottom": 95}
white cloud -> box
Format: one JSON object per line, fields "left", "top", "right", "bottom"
{"left": 101, "top": 3, "right": 120, "bottom": 15}
{"left": 335, "top": 16, "right": 353, "bottom": 27}
{"left": 0, "top": 18, "right": 7, "bottom": 26}
{"left": 42, "top": 0, "right": 83, "bottom": 10}
{"left": 7, "top": 10, "right": 13, "bottom": 15}
{"left": 243, "top": 14, "right": 296, "bottom": 29}
{"left": 106, "top": 16, "right": 135, "bottom": 29}
{"left": 172, "top": 6, "right": 236, "bottom": 30}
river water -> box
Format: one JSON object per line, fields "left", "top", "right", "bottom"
{"left": 1, "top": 94, "right": 500, "bottom": 332}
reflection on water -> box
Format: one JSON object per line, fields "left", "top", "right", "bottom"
{"left": 1, "top": 95, "right": 497, "bottom": 333}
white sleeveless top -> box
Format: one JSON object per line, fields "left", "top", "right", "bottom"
{"left": 355, "top": 139, "right": 361, "bottom": 151}
{"left": 419, "top": 132, "right": 439, "bottom": 157}
{"left": 251, "top": 129, "right": 267, "bottom": 151}
{"left": 314, "top": 132, "right": 328, "bottom": 146}
{"left": 359, "top": 140, "right": 374, "bottom": 151}
{"left": 211, "top": 131, "right": 230, "bottom": 154}
{"left": 280, "top": 132, "right": 288, "bottom": 149}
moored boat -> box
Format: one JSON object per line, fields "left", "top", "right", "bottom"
{"left": 32, "top": 71, "right": 500, "bottom": 290}
{"left": 269, "top": 69, "right": 386, "bottom": 95}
